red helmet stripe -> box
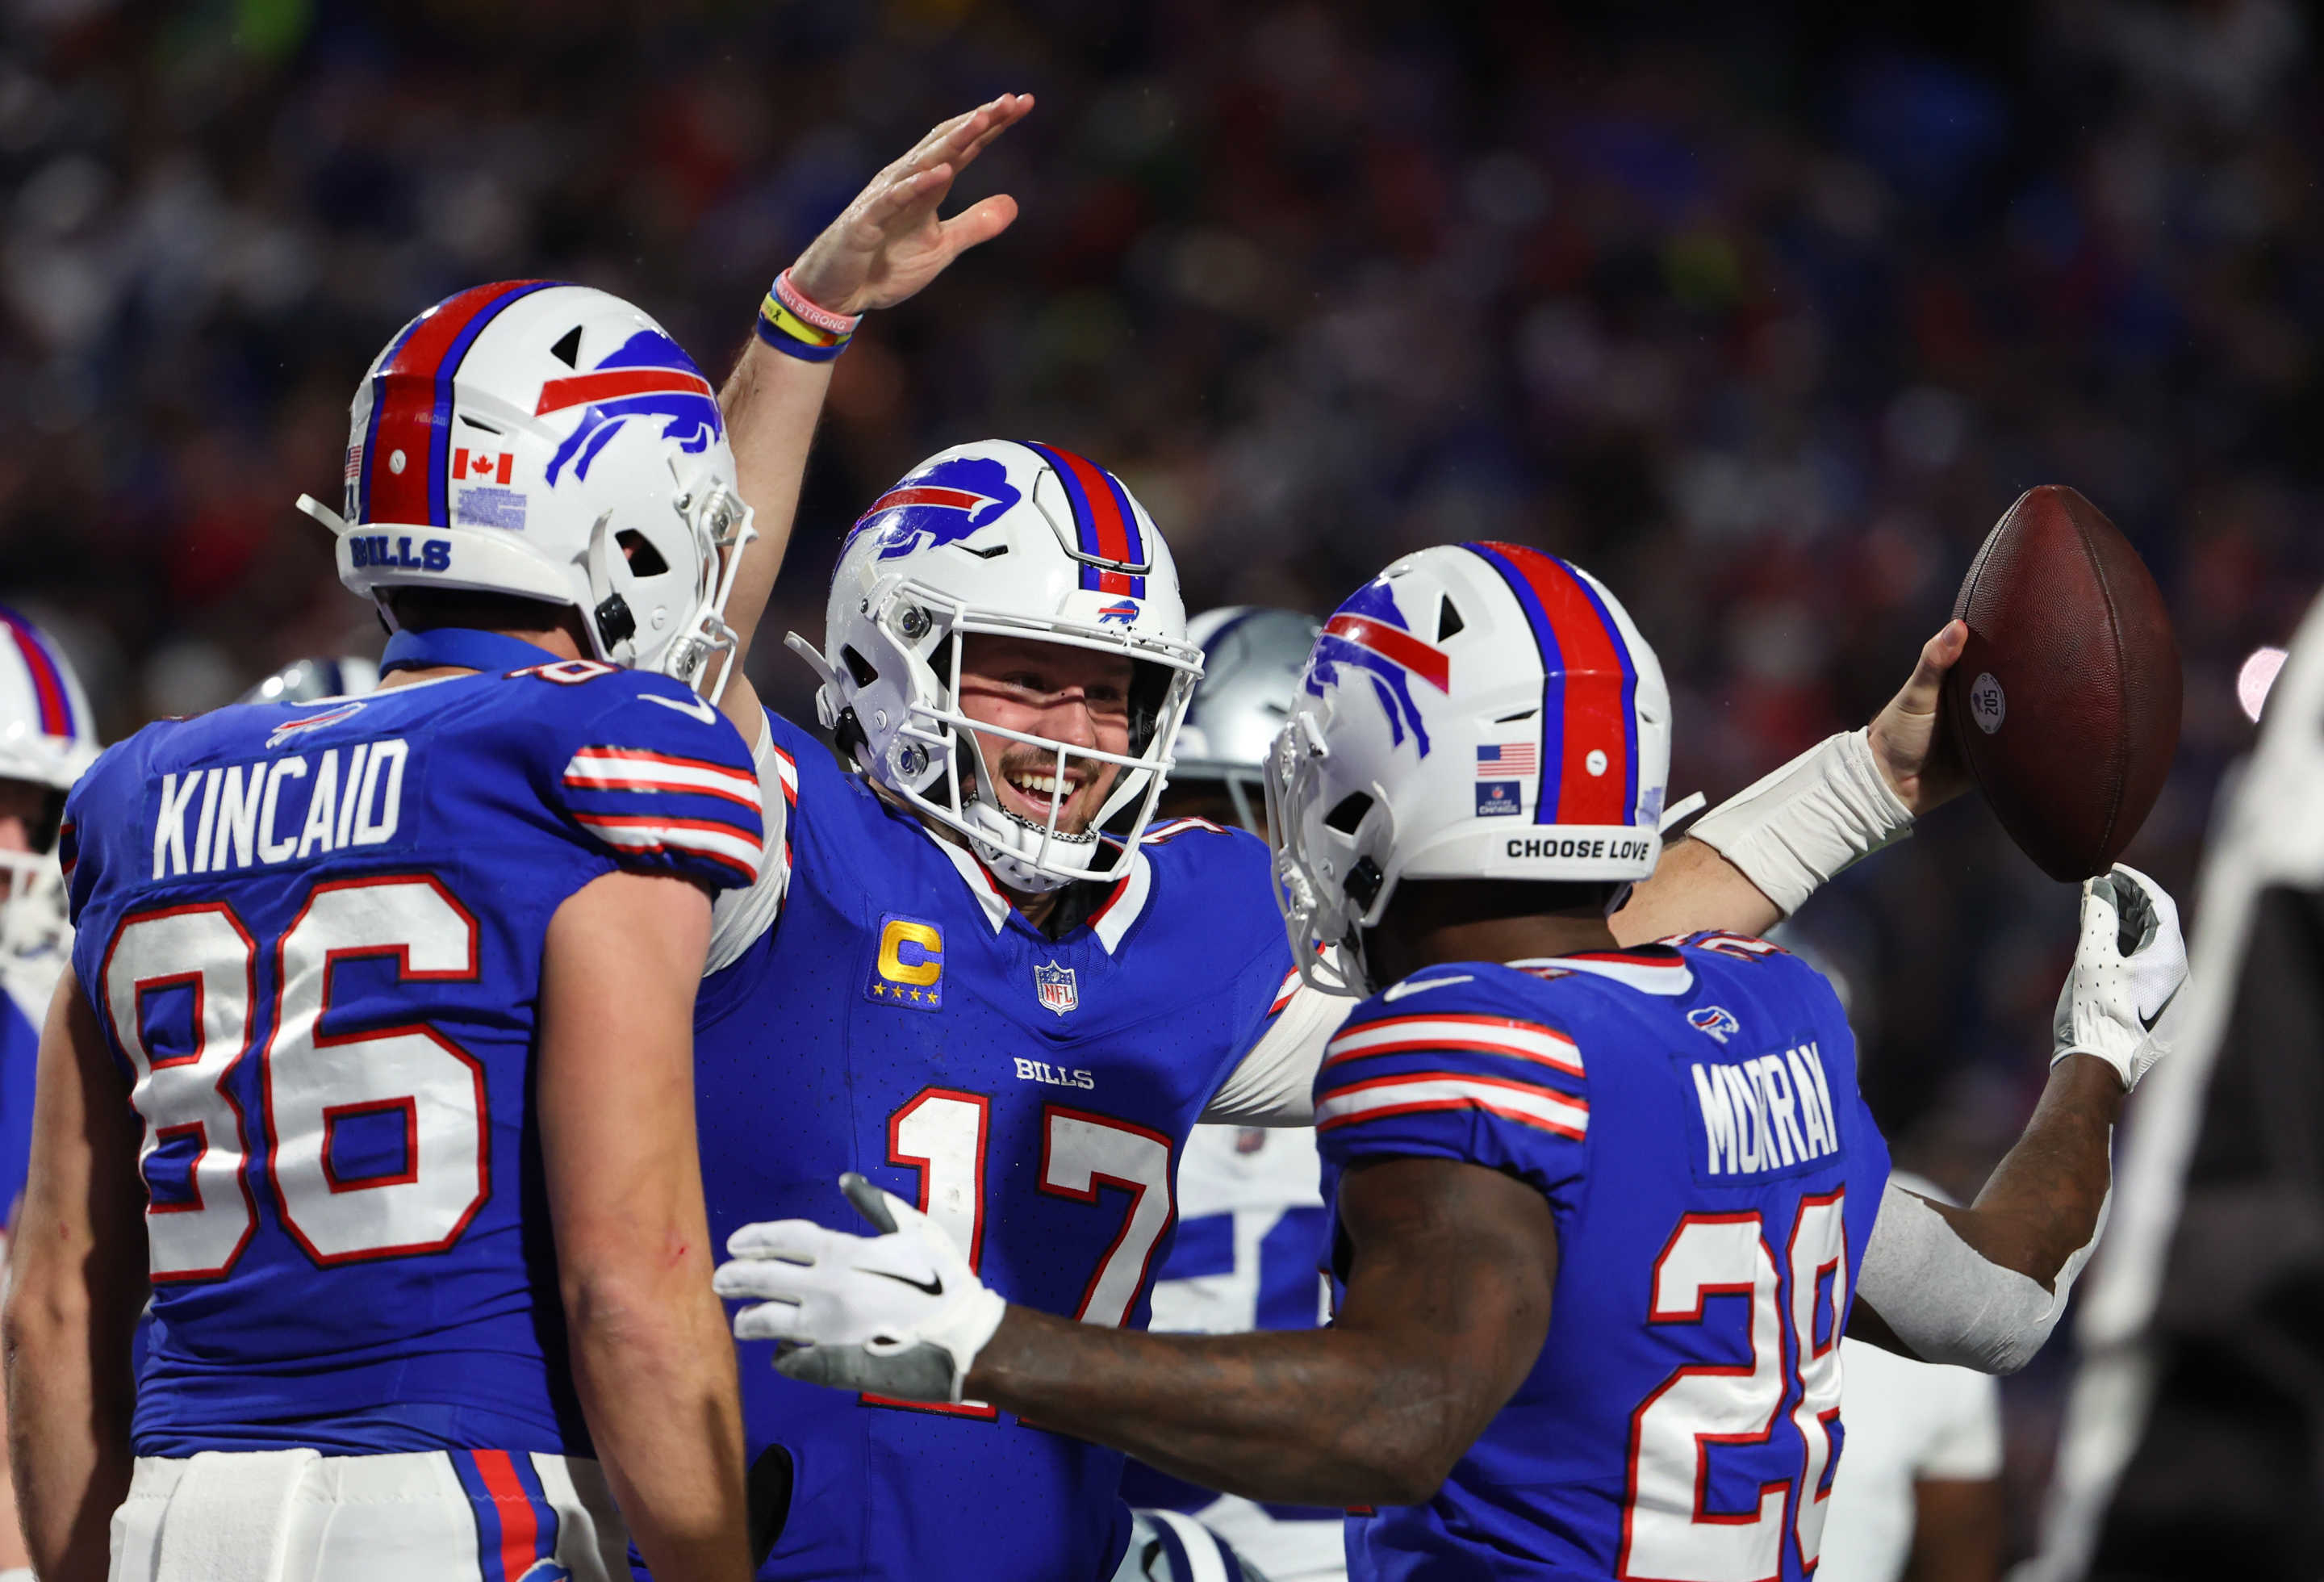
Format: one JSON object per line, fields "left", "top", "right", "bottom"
{"left": 1322, "top": 613, "right": 1451, "bottom": 693}
{"left": 1469, "top": 542, "right": 1636, "bottom": 827}
{"left": 860, "top": 485, "right": 989, "bottom": 517}
{"left": 534, "top": 366, "right": 714, "bottom": 416}
{"left": 0, "top": 609, "right": 71, "bottom": 736}
{"left": 362, "top": 280, "right": 554, "bottom": 528}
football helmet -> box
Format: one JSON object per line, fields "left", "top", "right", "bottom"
{"left": 791, "top": 440, "right": 1204, "bottom": 893}
{"left": 300, "top": 281, "right": 754, "bottom": 698}
{"left": 1170, "top": 607, "right": 1323, "bottom": 835}
{"left": 239, "top": 655, "right": 381, "bottom": 705}
{"left": 0, "top": 607, "right": 98, "bottom": 960}
{"left": 1269, "top": 542, "right": 1670, "bottom": 994}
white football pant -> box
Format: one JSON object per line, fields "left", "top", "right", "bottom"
{"left": 111, "top": 1448, "right": 629, "bottom": 1582}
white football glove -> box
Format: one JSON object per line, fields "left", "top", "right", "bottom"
{"left": 711, "top": 1173, "right": 1008, "bottom": 1404}
{"left": 2053, "top": 863, "right": 2188, "bottom": 1091}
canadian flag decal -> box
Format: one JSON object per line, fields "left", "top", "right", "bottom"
{"left": 454, "top": 449, "right": 514, "bottom": 485}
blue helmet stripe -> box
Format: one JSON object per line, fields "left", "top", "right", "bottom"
{"left": 357, "top": 313, "right": 431, "bottom": 526}
{"left": 1465, "top": 543, "right": 1565, "bottom": 822}
{"left": 1566, "top": 569, "right": 1641, "bottom": 822}
{"left": 426, "top": 280, "right": 557, "bottom": 526}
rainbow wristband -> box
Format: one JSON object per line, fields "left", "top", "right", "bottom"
{"left": 755, "top": 268, "right": 861, "bottom": 362}
{"left": 773, "top": 268, "right": 861, "bottom": 334}
{"left": 756, "top": 292, "right": 853, "bottom": 362}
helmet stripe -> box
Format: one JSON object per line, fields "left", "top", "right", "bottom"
{"left": 1565, "top": 566, "right": 1643, "bottom": 826}
{"left": 1021, "top": 442, "right": 1148, "bottom": 598}
{"left": 1320, "top": 613, "right": 1450, "bottom": 692}
{"left": 534, "top": 365, "right": 714, "bottom": 415}
{"left": 1466, "top": 543, "right": 1638, "bottom": 827}
{"left": 362, "top": 279, "right": 555, "bottom": 528}
{"left": 0, "top": 609, "right": 72, "bottom": 737}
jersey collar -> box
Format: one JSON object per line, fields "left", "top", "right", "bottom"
{"left": 1511, "top": 946, "right": 1695, "bottom": 996}
{"left": 914, "top": 822, "right": 1154, "bottom": 954}
{"left": 379, "top": 627, "right": 563, "bottom": 676}
{"left": 920, "top": 825, "right": 1014, "bottom": 934}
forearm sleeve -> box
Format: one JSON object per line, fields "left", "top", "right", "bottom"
{"left": 1855, "top": 1179, "right": 2108, "bottom": 1375}
{"left": 1686, "top": 729, "right": 1914, "bottom": 918}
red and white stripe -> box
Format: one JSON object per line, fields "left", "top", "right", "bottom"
{"left": 1324, "top": 1014, "right": 1582, "bottom": 1077}
{"left": 1090, "top": 850, "right": 1155, "bottom": 955}
{"left": 1545, "top": 951, "right": 1695, "bottom": 996}
{"left": 771, "top": 744, "right": 799, "bottom": 807}
{"left": 1269, "top": 969, "right": 1302, "bottom": 1017}
{"left": 1316, "top": 1070, "right": 1588, "bottom": 1140}
{"left": 1143, "top": 816, "right": 1226, "bottom": 844}
{"left": 574, "top": 814, "right": 762, "bottom": 882}
{"left": 564, "top": 748, "right": 763, "bottom": 812}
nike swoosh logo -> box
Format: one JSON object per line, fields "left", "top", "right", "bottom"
{"left": 642, "top": 692, "right": 718, "bottom": 724}
{"left": 1383, "top": 974, "right": 1475, "bottom": 1002}
{"left": 2139, "top": 985, "right": 2182, "bottom": 1034}
{"left": 869, "top": 1269, "right": 944, "bottom": 1298}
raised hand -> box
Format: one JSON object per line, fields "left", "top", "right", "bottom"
{"left": 1866, "top": 619, "right": 1972, "bottom": 815}
{"left": 788, "top": 94, "right": 1035, "bottom": 317}
{"left": 2052, "top": 864, "right": 2187, "bottom": 1091}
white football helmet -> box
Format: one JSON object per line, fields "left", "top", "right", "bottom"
{"left": 791, "top": 440, "right": 1204, "bottom": 892}
{"left": 1269, "top": 542, "right": 1671, "bottom": 994}
{"left": 300, "top": 281, "right": 754, "bottom": 697}
{"left": 0, "top": 608, "right": 98, "bottom": 961}
{"left": 1171, "top": 607, "right": 1323, "bottom": 834}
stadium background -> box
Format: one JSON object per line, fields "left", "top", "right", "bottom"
{"left": 0, "top": 0, "right": 2307, "bottom": 1556}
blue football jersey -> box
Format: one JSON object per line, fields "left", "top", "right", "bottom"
{"left": 689, "top": 711, "right": 1303, "bottom": 1581}
{"left": 60, "top": 656, "right": 763, "bottom": 1458}
{"left": 0, "top": 973, "right": 43, "bottom": 1227}
{"left": 1314, "top": 935, "right": 1889, "bottom": 1582}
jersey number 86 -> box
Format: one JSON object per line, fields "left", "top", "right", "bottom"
{"left": 101, "top": 875, "right": 484, "bottom": 1279}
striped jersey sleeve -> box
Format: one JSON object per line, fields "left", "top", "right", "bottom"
{"left": 704, "top": 713, "right": 799, "bottom": 974}
{"left": 1312, "top": 988, "right": 1589, "bottom": 1204}
{"left": 553, "top": 681, "right": 766, "bottom": 894}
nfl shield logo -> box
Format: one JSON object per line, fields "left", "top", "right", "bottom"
{"left": 1034, "top": 960, "right": 1079, "bottom": 1016}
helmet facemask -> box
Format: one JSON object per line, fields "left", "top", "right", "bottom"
{"left": 581, "top": 458, "right": 757, "bottom": 701}
{"left": 809, "top": 575, "right": 1202, "bottom": 894}
{"left": 1265, "top": 710, "right": 1397, "bottom": 997}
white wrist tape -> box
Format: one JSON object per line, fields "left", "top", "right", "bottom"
{"left": 1686, "top": 729, "right": 1914, "bottom": 917}
{"left": 1856, "top": 1179, "right": 2108, "bottom": 1375}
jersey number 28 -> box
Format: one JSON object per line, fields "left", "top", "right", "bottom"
{"left": 101, "top": 877, "right": 485, "bottom": 1279}
{"left": 1620, "top": 1193, "right": 1850, "bottom": 1581}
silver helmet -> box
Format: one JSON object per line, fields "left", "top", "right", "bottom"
{"left": 1168, "top": 608, "right": 1321, "bottom": 834}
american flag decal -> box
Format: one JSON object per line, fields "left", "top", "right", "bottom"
{"left": 1478, "top": 742, "right": 1537, "bottom": 777}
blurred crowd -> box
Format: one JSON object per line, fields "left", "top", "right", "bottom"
{"left": 2, "top": 0, "right": 2315, "bottom": 1552}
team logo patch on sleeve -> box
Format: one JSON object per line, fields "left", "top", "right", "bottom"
{"left": 867, "top": 914, "right": 943, "bottom": 1010}
{"left": 1033, "top": 960, "right": 1078, "bottom": 1016}
{"left": 265, "top": 701, "right": 366, "bottom": 750}
{"left": 1687, "top": 1005, "right": 1741, "bottom": 1043}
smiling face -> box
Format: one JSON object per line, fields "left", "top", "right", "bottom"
{"left": 954, "top": 634, "right": 1135, "bottom": 838}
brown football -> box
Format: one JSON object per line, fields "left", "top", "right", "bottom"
{"left": 1945, "top": 485, "right": 2181, "bottom": 882}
